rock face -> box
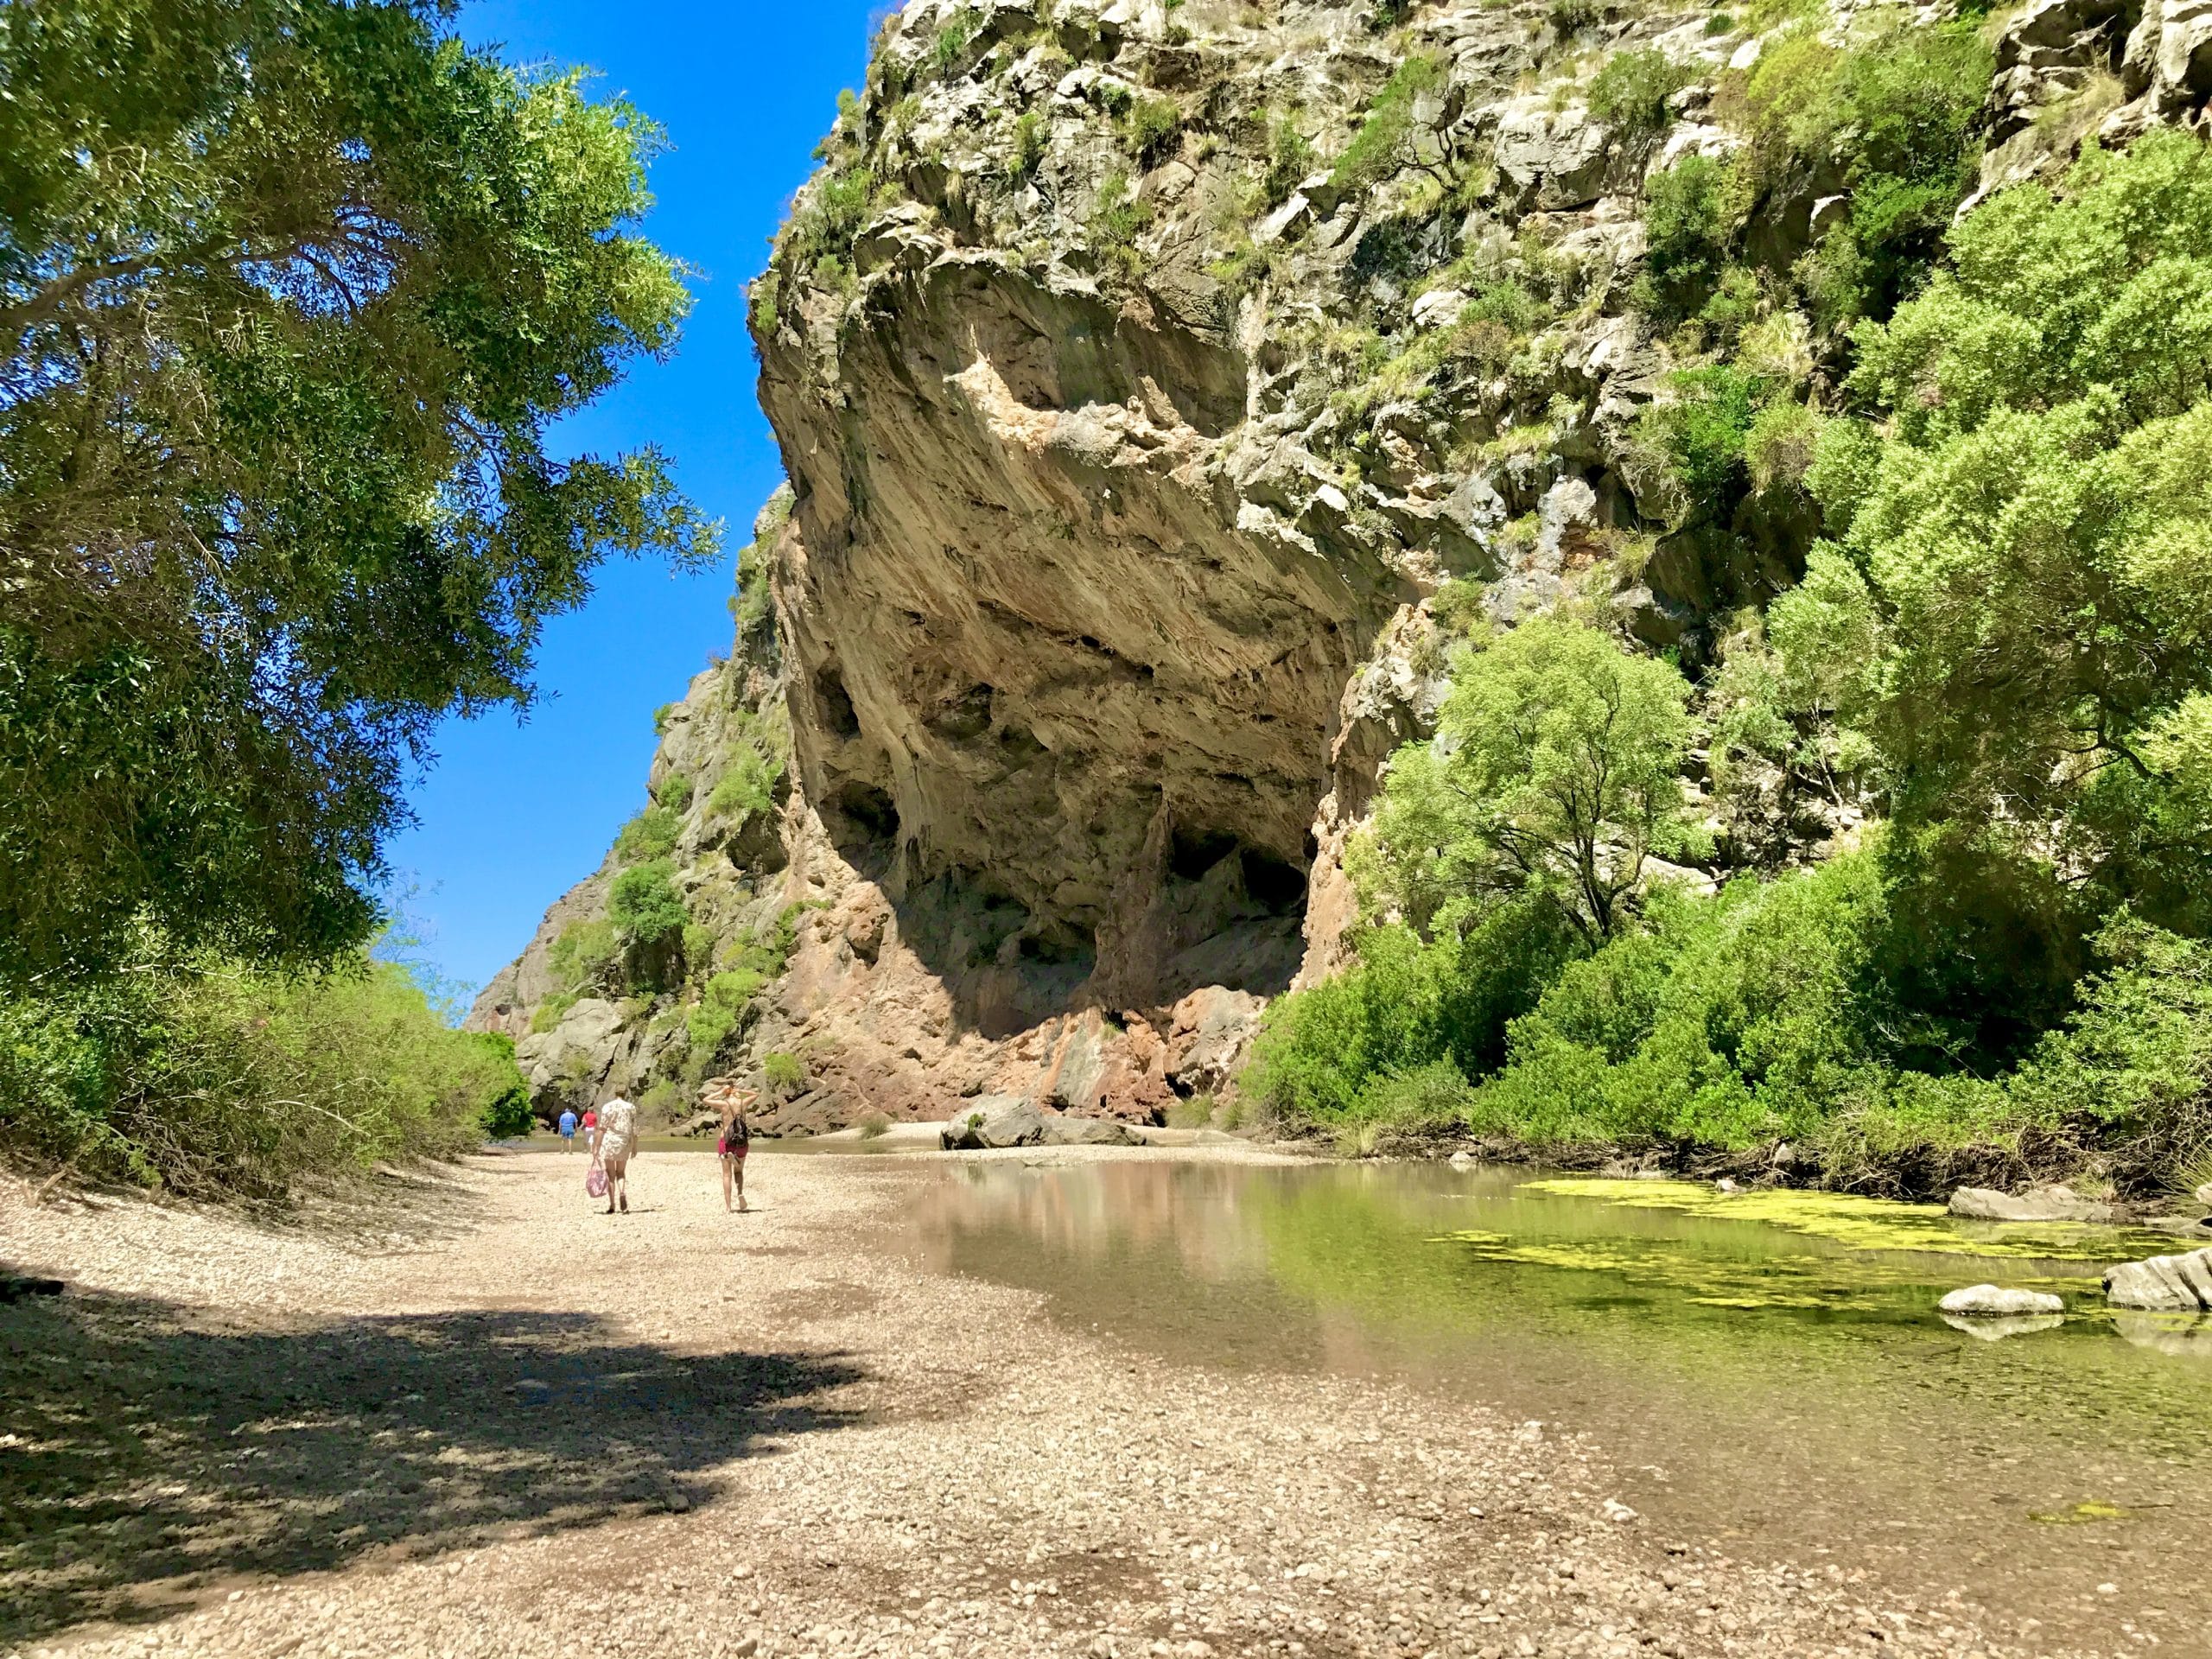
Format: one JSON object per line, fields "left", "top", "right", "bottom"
{"left": 2103, "top": 1247, "right": 2212, "bottom": 1310}
{"left": 1937, "top": 1285, "right": 2067, "bottom": 1319}
{"left": 472, "top": 0, "right": 2212, "bottom": 1134}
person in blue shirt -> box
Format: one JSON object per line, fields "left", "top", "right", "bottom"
{"left": 557, "top": 1107, "right": 578, "bottom": 1152}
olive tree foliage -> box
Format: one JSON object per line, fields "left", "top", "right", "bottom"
{"left": 1353, "top": 618, "right": 1707, "bottom": 948}
{"left": 0, "top": 0, "right": 715, "bottom": 982}
{"left": 1792, "top": 130, "right": 2212, "bottom": 927}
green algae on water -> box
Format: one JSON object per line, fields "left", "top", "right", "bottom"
{"left": 1430, "top": 1228, "right": 2101, "bottom": 1311}
{"left": 2029, "top": 1500, "right": 2132, "bottom": 1524}
{"left": 1522, "top": 1179, "right": 2174, "bottom": 1262}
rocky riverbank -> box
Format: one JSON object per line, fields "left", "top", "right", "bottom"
{"left": 0, "top": 1148, "right": 2148, "bottom": 1659}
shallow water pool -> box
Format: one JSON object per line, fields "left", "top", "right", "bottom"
{"left": 905, "top": 1160, "right": 2212, "bottom": 1650}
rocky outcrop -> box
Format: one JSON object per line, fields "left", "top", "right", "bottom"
{"left": 2103, "top": 1246, "right": 2212, "bottom": 1310}
{"left": 474, "top": 0, "right": 2212, "bottom": 1134}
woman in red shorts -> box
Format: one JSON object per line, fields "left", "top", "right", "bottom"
{"left": 709, "top": 1082, "right": 757, "bottom": 1214}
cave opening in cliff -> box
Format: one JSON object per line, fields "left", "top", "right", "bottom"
{"left": 1169, "top": 827, "right": 1239, "bottom": 883}
{"left": 832, "top": 781, "right": 900, "bottom": 844}
{"left": 1240, "top": 849, "right": 1308, "bottom": 917}
{"left": 814, "top": 666, "right": 861, "bottom": 739}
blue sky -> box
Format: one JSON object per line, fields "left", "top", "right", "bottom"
{"left": 385, "top": 0, "right": 887, "bottom": 1008}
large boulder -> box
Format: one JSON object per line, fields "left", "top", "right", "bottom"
{"left": 1043, "top": 1116, "right": 1144, "bottom": 1147}
{"left": 940, "top": 1096, "right": 1047, "bottom": 1149}
{"left": 2103, "top": 1246, "right": 2212, "bottom": 1310}
{"left": 1948, "top": 1185, "right": 2120, "bottom": 1224}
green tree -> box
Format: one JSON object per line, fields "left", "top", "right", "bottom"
{"left": 1802, "top": 130, "right": 2212, "bottom": 925}
{"left": 1358, "top": 618, "right": 1706, "bottom": 947}
{"left": 0, "top": 0, "right": 715, "bottom": 982}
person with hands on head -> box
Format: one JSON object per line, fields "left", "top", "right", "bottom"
{"left": 708, "top": 1081, "right": 758, "bottom": 1214}
{"left": 594, "top": 1096, "right": 638, "bottom": 1215}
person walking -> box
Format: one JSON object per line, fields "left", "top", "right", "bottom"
{"left": 594, "top": 1096, "right": 638, "bottom": 1215}
{"left": 557, "top": 1106, "right": 578, "bottom": 1152}
{"left": 708, "top": 1083, "right": 758, "bottom": 1214}
{"left": 582, "top": 1105, "right": 598, "bottom": 1156}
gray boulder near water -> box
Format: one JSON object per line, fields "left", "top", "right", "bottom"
{"left": 1938, "top": 1285, "right": 2067, "bottom": 1319}
{"left": 940, "top": 1096, "right": 1046, "bottom": 1151}
{"left": 1045, "top": 1117, "right": 1143, "bottom": 1148}
{"left": 2102, "top": 1246, "right": 2212, "bottom": 1311}
{"left": 938, "top": 1098, "right": 1144, "bottom": 1150}
{"left": 1948, "top": 1185, "right": 2121, "bottom": 1224}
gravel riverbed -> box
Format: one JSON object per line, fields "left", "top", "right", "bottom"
{"left": 0, "top": 1150, "right": 2108, "bottom": 1658}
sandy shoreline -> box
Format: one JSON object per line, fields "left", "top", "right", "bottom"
{"left": 1, "top": 1150, "right": 2094, "bottom": 1658}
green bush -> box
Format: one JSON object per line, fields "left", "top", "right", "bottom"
{"left": 708, "top": 745, "right": 782, "bottom": 823}
{"left": 1259, "top": 111, "right": 1316, "bottom": 208}
{"left": 1590, "top": 49, "right": 1690, "bottom": 137}
{"left": 1473, "top": 856, "right": 1895, "bottom": 1149}
{"left": 657, "top": 773, "right": 694, "bottom": 812}
{"left": 1330, "top": 54, "right": 1446, "bottom": 196}
{"left": 614, "top": 804, "right": 681, "bottom": 864}
{"left": 1635, "top": 364, "right": 1770, "bottom": 519}
{"left": 1243, "top": 901, "right": 1583, "bottom": 1122}
{"left": 1119, "top": 94, "right": 1183, "bottom": 169}
{"left": 1088, "top": 169, "right": 1150, "bottom": 283}
{"left": 608, "top": 860, "right": 687, "bottom": 946}
{"left": 762, "top": 1052, "right": 805, "bottom": 1091}
{"left": 686, "top": 968, "right": 766, "bottom": 1061}
{"left": 549, "top": 919, "right": 619, "bottom": 996}
{"left": 1731, "top": 16, "right": 1990, "bottom": 327}
{"left": 0, "top": 946, "right": 527, "bottom": 1198}
{"left": 1012, "top": 111, "right": 1048, "bottom": 181}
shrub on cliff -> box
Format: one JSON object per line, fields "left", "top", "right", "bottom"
{"left": 1729, "top": 15, "right": 1990, "bottom": 327}
{"left": 1330, "top": 54, "right": 1448, "bottom": 196}
{"left": 1589, "top": 49, "right": 1690, "bottom": 137}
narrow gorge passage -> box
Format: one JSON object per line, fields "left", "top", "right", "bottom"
{"left": 6, "top": 1149, "right": 2200, "bottom": 1659}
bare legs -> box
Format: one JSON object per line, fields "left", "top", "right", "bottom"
{"left": 721, "top": 1155, "right": 748, "bottom": 1213}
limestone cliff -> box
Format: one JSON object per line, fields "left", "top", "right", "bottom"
{"left": 472, "top": 0, "right": 2212, "bottom": 1132}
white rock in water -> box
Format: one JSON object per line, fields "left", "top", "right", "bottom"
{"left": 1448, "top": 1150, "right": 1476, "bottom": 1171}
{"left": 1938, "top": 1284, "right": 2066, "bottom": 1318}
{"left": 2103, "top": 1246, "right": 2212, "bottom": 1311}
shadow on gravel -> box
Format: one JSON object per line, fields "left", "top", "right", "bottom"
{"left": 0, "top": 1288, "right": 864, "bottom": 1645}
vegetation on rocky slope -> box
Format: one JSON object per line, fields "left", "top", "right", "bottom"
{"left": 1252, "top": 134, "right": 2212, "bottom": 1198}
